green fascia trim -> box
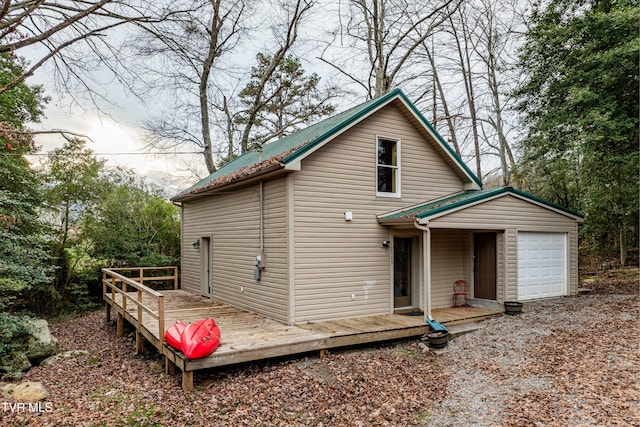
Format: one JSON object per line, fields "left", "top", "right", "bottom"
{"left": 395, "top": 91, "right": 482, "bottom": 188}
{"left": 175, "top": 91, "right": 399, "bottom": 197}
{"left": 413, "top": 187, "right": 584, "bottom": 220}
{"left": 380, "top": 187, "right": 584, "bottom": 221}
{"left": 506, "top": 187, "right": 584, "bottom": 219}
{"left": 379, "top": 189, "right": 501, "bottom": 221}
{"left": 282, "top": 89, "right": 482, "bottom": 188}
{"left": 281, "top": 88, "right": 403, "bottom": 164}
{"left": 177, "top": 88, "right": 481, "bottom": 197}
{"left": 415, "top": 188, "right": 507, "bottom": 219}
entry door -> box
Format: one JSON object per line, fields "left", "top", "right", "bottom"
{"left": 200, "top": 237, "right": 211, "bottom": 296}
{"left": 394, "top": 237, "right": 412, "bottom": 308}
{"left": 474, "top": 233, "right": 496, "bottom": 300}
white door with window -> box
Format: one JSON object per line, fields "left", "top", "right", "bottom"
{"left": 517, "top": 232, "right": 566, "bottom": 300}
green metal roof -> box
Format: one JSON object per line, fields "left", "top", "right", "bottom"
{"left": 173, "top": 88, "right": 481, "bottom": 201}
{"left": 378, "top": 187, "right": 584, "bottom": 222}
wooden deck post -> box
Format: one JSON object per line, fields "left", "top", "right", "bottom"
{"left": 173, "top": 266, "right": 178, "bottom": 290}
{"left": 165, "top": 356, "right": 176, "bottom": 376}
{"left": 136, "top": 289, "right": 143, "bottom": 354}
{"left": 111, "top": 276, "right": 116, "bottom": 307}
{"left": 182, "top": 370, "right": 194, "bottom": 392}
{"left": 103, "top": 271, "right": 111, "bottom": 323}
{"left": 116, "top": 312, "right": 123, "bottom": 337}
{"left": 158, "top": 295, "right": 165, "bottom": 350}
{"left": 122, "top": 281, "right": 127, "bottom": 313}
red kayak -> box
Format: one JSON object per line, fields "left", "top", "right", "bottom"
{"left": 164, "top": 320, "right": 186, "bottom": 351}
{"left": 181, "top": 318, "right": 221, "bottom": 359}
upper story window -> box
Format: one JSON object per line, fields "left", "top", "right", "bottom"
{"left": 376, "top": 137, "right": 400, "bottom": 197}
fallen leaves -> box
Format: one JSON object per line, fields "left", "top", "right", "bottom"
{"left": 1, "top": 269, "right": 638, "bottom": 426}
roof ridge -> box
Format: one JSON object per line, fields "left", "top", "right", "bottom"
{"left": 172, "top": 88, "right": 479, "bottom": 201}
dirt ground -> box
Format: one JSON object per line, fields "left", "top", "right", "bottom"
{"left": 2, "top": 268, "right": 638, "bottom": 426}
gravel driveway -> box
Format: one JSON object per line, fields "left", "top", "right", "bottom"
{"left": 2, "top": 283, "right": 638, "bottom": 426}
{"left": 430, "top": 293, "right": 638, "bottom": 426}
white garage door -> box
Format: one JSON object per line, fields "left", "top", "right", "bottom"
{"left": 518, "top": 232, "right": 566, "bottom": 300}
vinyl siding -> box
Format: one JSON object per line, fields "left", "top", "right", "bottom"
{"left": 180, "top": 178, "right": 289, "bottom": 322}
{"left": 430, "top": 230, "right": 469, "bottom": 309}
{"left": 181, "top": 199, "right": 210, "bottom": 296}
{"left": 429, "top": 194, "right": 579, "bottom": 299}
{"left": 293, "top": 104, "right": 467, "bottom": 323}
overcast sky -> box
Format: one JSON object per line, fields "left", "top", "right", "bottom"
{"left": 21, "top": 4, "right": 346, "bottom": 196}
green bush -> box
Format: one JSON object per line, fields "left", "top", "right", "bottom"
{"left": 0, "top": 312, "right": 32, "bottom": 375}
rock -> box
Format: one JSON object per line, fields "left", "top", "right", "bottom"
{"left": 0, "top": 352, "right": 31, "bottom": 375}
{"left": 1, "top": 381, "right": 49, "bottom": 401}
{"left": 25, "top": 319, "right": 59, "bottom": 362}
{"left": 40, "top": 350, "right": 89, "bottom": 366}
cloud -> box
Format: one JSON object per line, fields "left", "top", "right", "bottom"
{"left": 31, "top": 109, "right": 206, "bottom": 195}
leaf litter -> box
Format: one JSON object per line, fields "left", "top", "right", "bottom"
{"left": 2, "top": 271, "right": 638, "bottom": 426}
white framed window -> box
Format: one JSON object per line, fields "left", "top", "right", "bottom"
{"left": 376, "top": 136, "right": 400, "bottom": 197}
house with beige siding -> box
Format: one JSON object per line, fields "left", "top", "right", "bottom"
{"left": 171, "top": 89, "right": 583, "bottom": 325}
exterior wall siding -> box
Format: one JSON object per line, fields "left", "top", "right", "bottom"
{"left": 430, "top": 229, "right": 469, "bottom": 309}
{"left": 430, "top": 195, "right": 579, "bottom": 300}
{"left": 293, "top": 104, "right": 466, "bottom": 323}
{"left": 180, "top": 178, "right": 289, "bottom": 323}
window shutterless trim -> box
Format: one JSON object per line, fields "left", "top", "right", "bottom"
{"left": 376, "top": 136, "right": 401, "bottom": 198}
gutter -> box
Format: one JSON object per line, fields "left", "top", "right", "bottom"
{"left": 413, "top": 220, "right": 448, "bottom": 332}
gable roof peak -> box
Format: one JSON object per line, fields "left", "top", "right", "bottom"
{"left": 172, "top": 88, "right": 480, "bottom": 201}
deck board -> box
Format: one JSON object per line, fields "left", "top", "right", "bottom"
{"left": 104, "top": 290, "right": 501, "bottom": 390}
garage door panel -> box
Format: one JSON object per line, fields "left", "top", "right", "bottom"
{"left": 518, "top": 232, "right": 566, "bottom": 300}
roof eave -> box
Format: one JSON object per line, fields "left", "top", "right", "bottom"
{"left": 171, "top": 164, "right": 286, "bottom": 202}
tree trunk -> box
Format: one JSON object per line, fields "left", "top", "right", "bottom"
{"left": 451, "top": 13, "right": 482, "bottom": 180}
{"left": 619, "top": 218, "right": 627, "bottom": 267}
{"left": 424, "top": 40, "right": 460, "bottom": 155}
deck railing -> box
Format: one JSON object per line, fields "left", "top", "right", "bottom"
{"left": 102, "top": 266, "right": 178, "bottom": 351}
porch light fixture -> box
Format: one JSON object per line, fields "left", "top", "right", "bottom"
{"left": 192, "top": 240, "right": 200, "bottom": 249}
{"left": 382, "top": 240, "right": 390, "bottom": 248}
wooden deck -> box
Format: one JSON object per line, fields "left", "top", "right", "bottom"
{"left": 104, "top": 287, "right": 501, "bottom": 391}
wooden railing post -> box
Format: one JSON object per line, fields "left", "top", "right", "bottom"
{"left": 158, "top": 295, "right": 165, "bottom": 346}
{"left": 136, "top": 288, "right": 143, "bottom": 354}
{"left": 122, "top": 281, "right": 127, "bottom": 313}
{"left": 103, "top": 270, "right": 110, "bottom": 323}
{"left": 111, "top": 276, "right": 116, "bottom": 307}
{"left": 173, "top": 266, "right": 178, "bottom": 290}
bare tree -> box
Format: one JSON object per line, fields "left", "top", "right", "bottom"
{"left": 447, "top": 5, "right": 483, "bottom": 180}
{"left": 134, "top": 0, "right": 247, "bottom": 173}
{"left": 138, "top": 0, "right": 321, "bottom": 173}
{"left": 236, "top": 0, "right": 314, "bottom": 153}
{"left": 420, "top": 37, "right": 461, "bottom": 155}
{"left": 321, "top": 0, "right": 462, "bottom": 99}
{"left": 0, "top": 0, "right": 176, "bottom": 98}
{"left": 472, "top": 0, "right": 520, "bottom": 186}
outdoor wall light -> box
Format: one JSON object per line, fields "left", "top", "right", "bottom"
{"left": 192, "top": 240, "right": 200, "bottom": 249}
{"left": 382, "top": 240, "right": 390, "bottom": 248}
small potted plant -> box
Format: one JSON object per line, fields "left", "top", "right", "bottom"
{"left": 426, "top": 330, "right": 449, "bottom": 348}
{"left": 504, "top": 301, "right": 523, "bottom": 315}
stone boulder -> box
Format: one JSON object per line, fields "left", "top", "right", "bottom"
{"left": 25, "top": 319, "right": 59, "bottom": 363}
{"left": 0, "top": 381, "right": 49, "bottom": 401}
{"left": 40, "top": 350, "right": 88, "bottom": 366}
{"left": 0, "top": 317, "right": 59, "bottom": 375}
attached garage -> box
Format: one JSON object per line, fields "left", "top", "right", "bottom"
{"left": 379, "top": 187, "right": 584, "bottom": 315}
{"left": 517, "top": 232, "right": 567, "bottom": 300}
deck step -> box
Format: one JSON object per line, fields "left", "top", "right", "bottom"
{"left": 446, "top": 322, "right": 485, "bottom": 339}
